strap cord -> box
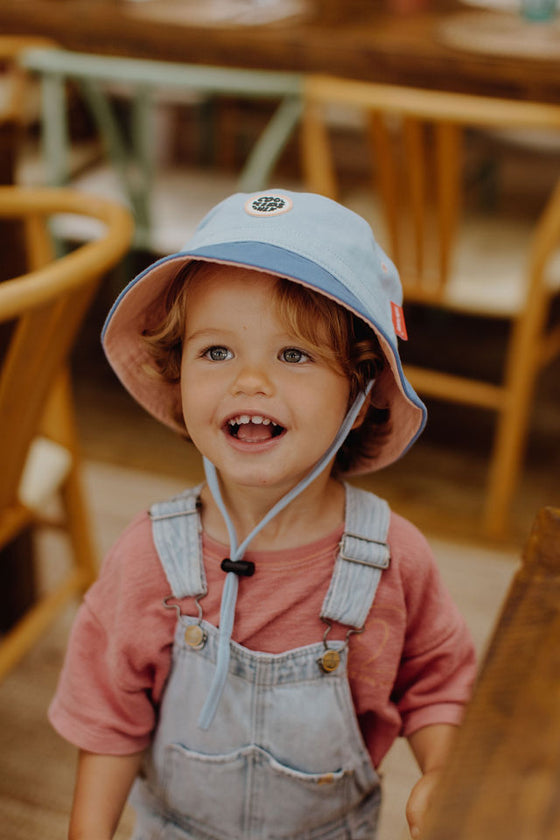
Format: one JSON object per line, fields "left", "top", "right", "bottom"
{"left": 198, "top": 381, "right": 373, "bottom": 730}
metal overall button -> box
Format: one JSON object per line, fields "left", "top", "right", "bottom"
{"left": 185, "top": 594, "right": 207, "bottom": 649}
{"left": 317, "top": 620, "right": 364, "bottom": 674}
{"left": 163, "top": 595, "right": 207, "bottom": 650}
{"left": 319, "top": 649, "right": 341, "bottom": 673}
{"left": 184, "top": 624, "right": 206, "bottom": 650}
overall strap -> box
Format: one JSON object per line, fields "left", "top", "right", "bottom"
{"left": 320, "top": 483, "right": 390, "bottom": 629}
{"left": 149, "top": 483, "right": 207, "bottom": 600}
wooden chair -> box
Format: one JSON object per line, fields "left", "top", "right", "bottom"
{"left": 0, "top": 186, "right": 133, "bottom": 680}
{"left": 19, "top": 47, "right": 303, "bottom": 255}
{"left": 0, "top": 35, "right": 55, "bottom": 135}
{"left": 421, "top": 505, "right": 560, "bottom": 839}
{"left": 302, "top": 76, "right": 560, "bottom": 537}
{"left": 0, "top": 36, "right": 102, "bottom": 195}
{"left": 0, "top": 36, "right": 58, "bottom": 282}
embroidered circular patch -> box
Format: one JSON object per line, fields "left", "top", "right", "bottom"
{"left": 244, "top": 193, "right": 293, "bottom": 217}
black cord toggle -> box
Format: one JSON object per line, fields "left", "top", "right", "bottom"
{"left": 220, "top": 558, "right": 256, "bottom": 577}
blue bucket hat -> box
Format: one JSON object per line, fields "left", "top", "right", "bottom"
{"left": 102, "top": 189, "right": 426, "bottom": 473}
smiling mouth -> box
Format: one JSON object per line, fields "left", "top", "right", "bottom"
{"left": 226, "top": 414, "right": 285, "bottom": 442}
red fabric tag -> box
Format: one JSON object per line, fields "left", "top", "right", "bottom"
{"left": 391, "top": 302, "right": 408, "bottom": 340}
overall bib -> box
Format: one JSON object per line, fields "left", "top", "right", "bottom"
{"left": 132, "top": 482, "right": 390, "bottom": 840}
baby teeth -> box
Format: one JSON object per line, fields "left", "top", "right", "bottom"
{"left": 229, "top": 415, "right": 273, "bottom": 426}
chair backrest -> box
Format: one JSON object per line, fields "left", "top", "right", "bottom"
{"left": 421, "top": 505, "right": 560, "bottom": 839}
{"left": 0, "top": 37, "right": 59, "bottom": 279}
{"left": 19, "top": 48, "right": 303, "bottom": 249}
{"left": 303, "top": 76, "right": 560, "bottom": 305}
{"left": 0, "top": 186, "right": 133, "bottom": 516}
{"left": 0, "top": 36, "right": 55, "bottom": 125}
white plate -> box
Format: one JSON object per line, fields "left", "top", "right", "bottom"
{"left": 125, "top": 0, "right": 307, "bottom": 27}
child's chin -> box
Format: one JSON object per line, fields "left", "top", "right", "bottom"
{"left": 218, "top": 464, "right": 299, "bottom": 492}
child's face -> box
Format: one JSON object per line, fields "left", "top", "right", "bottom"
{"left": 180, "top": 266, "right": 351, "bottom": 496}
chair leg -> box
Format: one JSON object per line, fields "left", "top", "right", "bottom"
{"left": 40, "top": 370, "right": 98, "bottom": 589}
{"left": 61, "top": 466, "right": 98, "bottom": 591}
{"left": 484, "top": 394, "right": 533, "bottom": 539}
{"left": 483, "top": 320, "right": 542, "bottom": 539}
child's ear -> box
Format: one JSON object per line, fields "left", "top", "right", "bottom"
{"left": 351, "top": 395, "right": 370, "bottom": 431}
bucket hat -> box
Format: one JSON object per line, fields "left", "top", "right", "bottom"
{"left": 102, "top": 189, "right": 426, "bottom": 472}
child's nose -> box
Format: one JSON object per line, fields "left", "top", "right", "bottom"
{"left": 231, "top": 363, "right": 274, "bottom": 397}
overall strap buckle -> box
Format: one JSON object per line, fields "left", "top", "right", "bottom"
{"left": 320, "top": 483, "right": 390, "bottom": 630}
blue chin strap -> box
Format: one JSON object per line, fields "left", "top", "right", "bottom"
{"left": 198, "top": 381, "right": 373, "bottom": 730}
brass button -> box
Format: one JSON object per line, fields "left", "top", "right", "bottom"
{"left": 318, "top": 649, "right": 340, "bottom": 673}
{"left": 184, "top": 624, "right": 206, "bottom": 650}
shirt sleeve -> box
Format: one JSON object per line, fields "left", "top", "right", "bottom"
{"left": 48, "top": 512, "right": 176, "bottom": 755}
{"left": 390, "top": 518, "right": 477, "bottom": 737}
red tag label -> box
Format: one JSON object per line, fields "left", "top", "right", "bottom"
{"left": 391, "top": 302, "right": 408, "bottom": 340}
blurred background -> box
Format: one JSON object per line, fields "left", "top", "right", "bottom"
{"left": 0, "top": 0, "right": 559, "bottom": 837}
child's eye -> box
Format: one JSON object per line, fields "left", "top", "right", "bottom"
{"left": 204, "top": 346, "right": 232, "bottom": 361}
{"left": 280, "top": 347, "right": 310, "bottom": 364}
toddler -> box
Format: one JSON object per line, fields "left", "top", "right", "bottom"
{"left": 50, "top": 190, "right": 476, "bottom": 840}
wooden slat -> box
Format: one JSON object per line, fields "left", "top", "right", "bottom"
{"left": 24, "top": 214, "right": 56, "bottom": 271}
{"left": 540, "top": 323, "right": 560, "bottom": 366}
{"left": 305, "top": 75, "right": 560, "bottom": 130}
{"left": 422, "top": 506, "right": 560, "bottom": 840}
{"left": 0, "top": 504, "right": 34, "bottom": 547}
{"left": 0, "top": 302, "right": 64, "bottom": 508}
{"left": 301, "top": 100, "right": 337, "bottom": 199}
{"left": 368, "top": 112, "right": 400, "bottom": 266}
{"left": 0, "top": 187, "right": 133, "bottom": 317}
{"left": 403, "top": 116, "right": 425, "bottom": 279}
{"left": 435, "top": 121, "right": 461, "bottom": 289}
{"left": 403, "top": 364, "right": 503, "bottom": 409}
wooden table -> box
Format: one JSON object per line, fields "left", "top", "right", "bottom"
{"left": 1, "top": 0, "right": 560, "bottom": 103}
{"left": 422, "top": 506, "right": 560, "bottom": 839}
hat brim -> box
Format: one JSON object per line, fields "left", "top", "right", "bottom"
{"left": 102, "top": 242, "right": 426, "bottom": 474}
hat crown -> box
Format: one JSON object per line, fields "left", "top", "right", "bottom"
{"left": 187, "top": 191, "right": 403, "bottom": 323}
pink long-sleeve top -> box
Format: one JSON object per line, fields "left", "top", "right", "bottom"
{"left": 49, "top": 505, "right": 476, "bottom": 769}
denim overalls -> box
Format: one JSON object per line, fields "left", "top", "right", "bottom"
{"left": 131, "top": 482, "right": 390, "bottom": 840}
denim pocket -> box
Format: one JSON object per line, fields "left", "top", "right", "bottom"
{"left": 162, "top": 742, "right": 352, "bottom": 839}
{"left": 163, "top": 743, "right": 249, "bottom": 837}
{"left": 261, "top": 751, "right": 350, "bottom": 836}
